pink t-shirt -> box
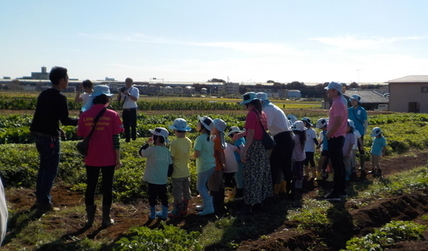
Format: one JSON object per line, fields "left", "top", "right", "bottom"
{"left": 327, "top": 95, "right": 348, "bottom": 138}
{"left": 77, "top": 104, "right": 124, "bottom": 166}
{"left": 245, "top": 110, "right": 267, "bottom": 140}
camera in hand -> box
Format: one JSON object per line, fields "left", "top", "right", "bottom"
{"left": 120, "top": 87, "right": 127, "bottom": 93}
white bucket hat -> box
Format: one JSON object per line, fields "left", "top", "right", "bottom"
{"left": 370, "top": 127, "right": 382, "bottom": 137}
{"left": 149, "top": 127, "right": 170, "bottom": 143}
{"left": 287, "top": 114, "right": 298, "bottom": 123}
{"left": 316, "top": 118, "right": 329, "bottom": 129}
{"left": 293, "top": 120, "right": 306, "bottom": 131}
{"left": 256, "top": 92, "right": 268, "bottom": 102}
{"left": 347, "top": 119, "right": 356, "bottom": 129}
{"left": 81, "top": 85, "right": 114, "bottom": 112}
{"left": 169, "top": 118, "right": 191, "bottom": 131}
{"left": 197, "top": 116, "right": 213, "bottom": 131}
{"left": 227, "top": 126, "right": 243, "bottom": 137}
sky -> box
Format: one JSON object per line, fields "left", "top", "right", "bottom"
{"left": 1, "top": 1, "right": 428, "bottom": 84}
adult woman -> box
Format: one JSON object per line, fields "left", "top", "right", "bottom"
{"left": 233, "top": 92, "right": 273, "bottom": 213}
{"left": 77, "top": 85, "right": 123, "bottom": 228}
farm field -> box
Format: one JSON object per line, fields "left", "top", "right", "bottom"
{"left": 0, "top": 95, "right": 428, "bottom": 250}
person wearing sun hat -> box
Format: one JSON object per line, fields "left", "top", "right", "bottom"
{"left": 233, "top": 92, "right": 273, "bottom": 214}
{"left": 368, "top": 127, "right": 386, "bottom": 178}
{"left": 290, "top": 120, "right": 306, "bottom": 200}
{"left": 208, "top": 118, "right": 227, "bottom": 213}
{"left": 77, "top": 84, "right": 123, "bottom": 228}
{"left": 192, "top": 116, "right": 216, "bottom": 215}
{"left": 302, "top": 117, "right": 319, "bottom": 180}
{"left": 168, "top": 118, "right": 192, "bottom": 217}
{"left": 227, "top": 126, "right": 246, "bottom": 200}
{"left": 140, "top": 127, "right": 173, "bottom": 220}
{"left": 256, "top": 92, "right": 294, "bottom": 200}
{"left": 323, "top": 81, "right": 348, "bottom": 201}
{"left": 348, "top": 94, "right": 368, "bottom": 178}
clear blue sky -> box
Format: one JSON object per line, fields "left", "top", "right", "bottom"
{"left": 1, "top": 1, "right": 427, "bottom": 83}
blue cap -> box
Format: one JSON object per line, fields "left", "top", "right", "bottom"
{"left": 324, "top": 81, "right": 343, "bottom": 93}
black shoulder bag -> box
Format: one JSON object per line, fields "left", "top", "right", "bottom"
{"left": 254, "top": 111, "right": 276, "bottom": 150}
{"left": 76, "top": 108, "right": 107, "bottom": 156}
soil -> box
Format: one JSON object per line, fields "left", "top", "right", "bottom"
{"left": 3, "top": 150, "right": 428, "bottom": 251}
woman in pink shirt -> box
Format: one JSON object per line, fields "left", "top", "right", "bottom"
{"left": 77, "top": 85, "right": 123, "bottom": 228}
{"left": 234, "top": 92, "right": 273, "bottom": 214}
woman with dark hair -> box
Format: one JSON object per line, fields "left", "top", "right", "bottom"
{"left": 233, "top": 92, "right": 273, "bottom": 214}
{"left": 77, "top": 85, "right": 123, "bottom": 228}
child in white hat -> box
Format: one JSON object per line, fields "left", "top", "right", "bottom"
{"left": 225, "top": 126, "right": 246, "bottom": 201}
{"left": 168, "top": 118, "right": 192, "bottom": 217}
{"left": 369, "top": 127, "right": 387, "bottom": 178}
{"left": 192, "top": 116, "right": 216, "bottom": 216}
{"left": 139, "top": 127, "right": 173, "bottom": 220}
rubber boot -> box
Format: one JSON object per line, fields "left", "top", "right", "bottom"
{"left": 326, "top": 172, "right": 334, "bottom": 182}
{"left": 360, "top": 170, "right": 367, "bottom": 180}
{"left": 149, "top": 206, "right": 156, "bottom": 220}
{"left": 211, "top": 191, "right": 222, "bottom": 213}
{"left": 198, "top": 196, "right": 214, "bottom": 216}
{"left": 314, "top": 170, "right": 323, "bottom": 181}
{"left": 195, "top": 201, "right": 204, "bottom": 212}
{"left": 303, "top": 166, "right": 310, "bottom": 179}
{"left": 234, "top": 188, "right": 243, "bottom": 201}
{"left": 85, "top": 205, "right": 96, "bottom": 228}
{"left": 279, "top": 181, "right": 287, "bottom": 194}
{"left": 156, "top": 205, "right": 168, "bottom": 220}
{"left": 310, "top": 167, "right": 317, "bottom": 180}
{"left": 102, "top": 205, "right": 114, "bottom": 228}
{"left": 168, "top": 202, "right": 181, "bottom": 218}
{"left": 179, "top": 199, "right": 189, "bottom": 216}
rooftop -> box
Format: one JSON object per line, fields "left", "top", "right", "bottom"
{"left": 387, "top": 75, "right": 428, "bottom": 83}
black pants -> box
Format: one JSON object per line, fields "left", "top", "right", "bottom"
{"left": 327, "top": 136, "right": 346, "bottom": 194}
{"left": 85, "top": 165, "right": 115, "bottom": 206}
{"left": 271, "top": 131, "right": 295, "bottom": 185}
{"left": 122, "top": 108, "right": 137, "bottom": 142}
{"left": 148, "top": 183, "right": 168, "bottom": 207}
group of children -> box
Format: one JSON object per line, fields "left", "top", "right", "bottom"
{"left": 139, "top": 114, "right": 387, "bottom": 220}
{"left": 303, "top": 117, "right": 387, "bottom": 183}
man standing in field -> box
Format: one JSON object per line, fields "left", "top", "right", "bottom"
{"left": 323, "top": 82, "right": 348, "bottom": 201}
{"left": 256, "top": 92, "right": 294, "bottom": 199}
{"left": 117, "top": 77, "right": 139, "bottom": 142}
{"left": 30, "top": 66, "right": 78, "bottom": 211}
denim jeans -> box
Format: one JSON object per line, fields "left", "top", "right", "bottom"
{"left": 197, "top": 167, "right": 215, "bottom": 200}
{"left": 35, "top": 135, "right": 60, "bottom": 205}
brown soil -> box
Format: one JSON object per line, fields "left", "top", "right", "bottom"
{"left": 3, "top": 151, "right": 428, "bottom": 251}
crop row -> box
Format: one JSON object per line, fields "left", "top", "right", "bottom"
{"left": 1, "top": 113, "right": 428, "bottom": 204}
{"left": 0, "top": 95, "right": 241, "bottom": 111}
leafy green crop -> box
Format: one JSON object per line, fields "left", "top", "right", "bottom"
{"left": 113, "top": 222, "right": 203, "bottom": 251}
{"left": 343, "top": 221, "right": 427, "bottom": 251}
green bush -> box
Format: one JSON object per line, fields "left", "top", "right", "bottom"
{"left": 343, "top": 221, "right": 427, "bottom": 251}
{"left": 113, "top": 222, "right": 203, "bottom": 251}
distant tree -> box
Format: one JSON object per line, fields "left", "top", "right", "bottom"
{"left": 349, "top": 82, "right": 359, "bottom": 88}
{"left": 286, "top": 81, "right": 305, "bottom": 90}
{"left": 207, "top": 78, "right": 226, "bottom": 83}
{"left": 267, "top": 80, "right": 275, "bottom": 83}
